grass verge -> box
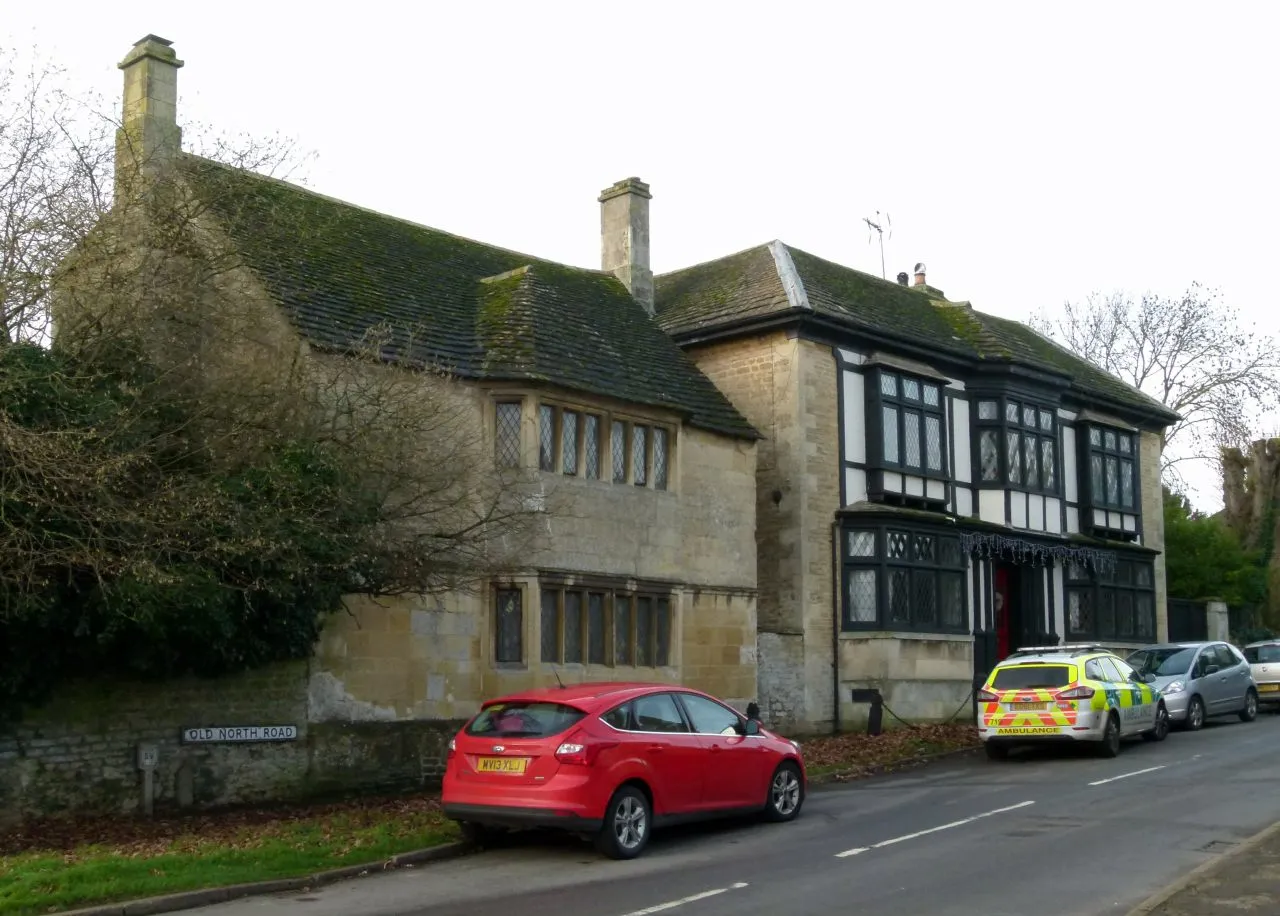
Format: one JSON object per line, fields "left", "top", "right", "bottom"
{"left": 801, "top": 723, "right": 979, "bottom": 783}
{"left": 0, "top": 795, "right": 458, "bottom": 916}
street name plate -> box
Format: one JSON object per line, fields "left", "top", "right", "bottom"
{"left": 182, "top": 725, "right": 298, "bottom": 743}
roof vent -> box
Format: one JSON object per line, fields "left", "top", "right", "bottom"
{"left": 896, "top": 271, "right": 909, "bottom": 286}
{"left": 913, "top": 262, "right": 927, "bottom": 287}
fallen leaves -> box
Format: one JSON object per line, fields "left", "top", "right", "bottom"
{"left": 800, "top": 723, "right": 978, "bottom": 781}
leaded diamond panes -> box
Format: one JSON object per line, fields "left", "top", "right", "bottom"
{"left": 1120, "top": 461, "right": 1134, "bottom": 508}
{"left": 882, "top": 406, "right": 899, "bottom": 462}
{"left": 635, "top": 596, "right": 653, "bottom": 666}
{"left": 1104, "top": 430, "right": 1117, "bottom": 450}
{"left": 1105, "top": 456, "right": 1119, "bottom": 504}
{"left": 1041, "top": 439, "right": 1056, "bottom": 490}
{"left": 913, "top": 534, "right": 935, "bottom": 562}
{"left": 1091, "top": 453, "right": 1104, "bottom": 497}
{"left": 1068, "top": 589, "right": 1092, "bottom": 634}
{"left": 495, "top": 402, "right": 522, "bottom": 468}
{"left": 1024, "top": 435, "right": 1039, "bottom": 487}
{"left": 980, "top": 430, "right": 1000, "bottom": 481}
{"left": 1023, "top": 405, "right": 1037, "bottom": 427}
{"left": 538, "top": 404, "right": 556, "bottom": 471}
{"left": 655, "top": 598, "right": 671, "bottom": 666}
{"left": 888, "top": 569, "right": 910, "bottom": 623}
{"left": 888, "top": 531, "right": 909, "bottom": 559}
{"left": 904, "top": 410, "right": 922, "bottom": 468}
{"left": 938, "top": 537, "right": 962, "bottom": 567}
{"left": 903, "top": 378, "right": 921, "bottom": 401}
{"left": 561, "top": 410, "right": 579, "bottom": 475}
{"left": 1136, "top": 564, "right": 1153, "bottom": 587}
{"left": 1006, "top": 401, "right": 1020, "bottom": 423}
{"left": 846, "top": 569, "right": 877, "bottom": 624}
{"left": 633, "top": 424, "right": 648, "bottom": 486}
{"left": 1119, "top": 434, "right": 1132, "bottom": 454}
{"left": 847, "top": 531, "right": 876, "bottom": 557}
{"left": 1006, "top": 431, "right": 1022, "bottom": 484}
{"left": 940, "top": 572, "right": 964, "bottom": 627}
{"left": 1039, "top": 409, "right": 1053, "bottom": 431}
{"left": 563, "top": 591, "right": 583, "bottom": 663}
{"left": 925, "top": 415, "right": 943, "bottom": 471}
{"left": 923, "top": 384, "right": 940, "bottom": 407}
{"left": 495, "top": 588, "right": 523, "bottom": 663}
{"left": 588, "top": 593, "right": 606, "bottom": 664}
{"left": 913, "top": 570, "right": 938, "bottom": 627}
{"left": 881, "top": 372, "right": 898, "bottom": 397}
{"left": 540, "top": 588, "right": 559, "bottom": 662}
{"left": 1090, "top": 428, "right": 1102, "bottom": 447}
{"left": 612, "top": 420, "right": 626, "bottom": 483}
{"left": 1137, "top": 594, "right": 1155, "bottom": 638}
{"left": 653, "top": 428, "right": 669, "bottom": 491}
{"left": 584, "top": 414, "right": 601, "bottom": 479}
{"left": 1116, "top": 592, "right": 1135, "bottom": 639}
{"left": 614, "top": 594, "right": 632, "bottom": 665}
{"left": 1097, "top": 589, "right": 1116, "bottom": 639}
{"left": 978, "top": 400, "right": 998, "bottom": 420}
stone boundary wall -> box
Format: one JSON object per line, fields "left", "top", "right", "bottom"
{"left": 0, "top": 661, "right": 461, "bottom": 824}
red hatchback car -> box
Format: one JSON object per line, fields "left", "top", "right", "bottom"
{"left": 442, "top": 682, "right": 806, "bottom": 859}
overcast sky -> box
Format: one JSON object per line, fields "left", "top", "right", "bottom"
{"left": 7, "top": 1, "right": 1277, "bottom": 511}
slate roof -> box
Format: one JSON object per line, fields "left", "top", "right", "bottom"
{"left": 656, "top": 243, "right": 1177, "bottom": 424}
{"left": 176, "top": 156, "right": 756, "bottom": 440}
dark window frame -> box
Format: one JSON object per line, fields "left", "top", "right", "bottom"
{"left": 973, "top": 396, "right": 1059, "bottom": 495}
{"left": 493, "top": 401, "right": 524, "bottom": 469}
{"left": 1064, "top": 559, "right": 1155, "bottom": 643}
{"left": 493, "top": 586, "right": 525, "bottom": 664}
{"left": 867, "top": 368, "right": 950, "bottom": 484}
{"left": 840, "top": 524, "right": 968, "bottom": 635}
{"left": 539, "top": 583, "right": 672, "bottom": 668}
{"left": 1081, "top": 423, "right": 1140, "bottom": 518}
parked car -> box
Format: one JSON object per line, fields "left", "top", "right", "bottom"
{"left": 978, "top": 644, "right": 1169, "bottom": 759}
{"left": 441, "top": 682, "right": 806, "bottom": 859}
{"left": 1243, "top": 639, "right": 1280, "bottom": 709}
{"left": 1126, "top": 642, "right": 1259, "bottom": 729}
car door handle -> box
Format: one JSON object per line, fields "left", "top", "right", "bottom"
{"left": 647, "top": 744, "right": 665, "bottom": 753}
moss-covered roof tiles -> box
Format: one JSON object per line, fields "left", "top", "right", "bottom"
{"left": 177, "top": 157, "right": 756, "bottom": 440}
{"left": 655, "top": 242, "right": 1176, "bottom": 423}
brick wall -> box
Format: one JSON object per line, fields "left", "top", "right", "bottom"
{"left": 0, "top": 662, "right": 462, "bottom": 823}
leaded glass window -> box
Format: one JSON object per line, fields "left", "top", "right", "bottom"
{"left": 495, "top": 402, "right": 522, "bottom": 468}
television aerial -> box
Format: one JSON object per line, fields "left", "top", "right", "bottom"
{"left": 862, "top": 211, "right": 891, "bottom": 279}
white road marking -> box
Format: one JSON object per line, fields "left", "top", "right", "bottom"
{"left": 620, "top": 883, "right": 749, "bottom": 916}
{"left": 835, "top": 800, "right": 1035, "bottom": 858}
{"left": 1088, "top": 765, "right": 1166, "bottom": 786}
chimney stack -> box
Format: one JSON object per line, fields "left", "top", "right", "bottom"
{"left": 115, "top": 35, "right": 184, "bottom": 201}
{"left": 913, "top": 262, "right": 927, "bottom": 287}
{"left": 599, "top": 177, "right": 653, "bottom": 316}
{"left": 896, "top": 271, "right": 909, "bottom": 286}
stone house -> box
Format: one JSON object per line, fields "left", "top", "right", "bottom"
{"left": 653, "top": 256, "right": 1178, "bottom": 734}
{"left": 3, "top": 36, "right": 757, "bottom": 818}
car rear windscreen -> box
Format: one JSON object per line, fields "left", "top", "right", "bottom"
{"left": 1245, "top": 645, "right": 1280, "bottom": 664}
{"left": 465, "top": 701, "right": 587, "bottom": 739}
{"left": 992, "top": 664, "right": 1073, "bottom": 690}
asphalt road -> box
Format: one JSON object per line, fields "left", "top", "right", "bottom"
{"left": 196, "top": 711, "right": 1280, "bottom": 916}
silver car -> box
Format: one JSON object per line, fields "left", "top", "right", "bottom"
{"left": 1243, "top": 640, "right": 1280, "bottom": 708}
{"left": 1126, "top": 642, "right": 1259, "bottom": 730}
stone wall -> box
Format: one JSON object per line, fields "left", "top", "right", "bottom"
{"left": 838, "top": 633, "right": 973, "bottom": 728}
{"left": 685, "top": 333, "right": 840, "bottom": 734}
{"left": 0, "top": 662, "right": 461, "bottom": 823}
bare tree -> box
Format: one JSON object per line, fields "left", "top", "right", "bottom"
{"left": 1031, "top": 284, "right": 1280, "bottom": 491}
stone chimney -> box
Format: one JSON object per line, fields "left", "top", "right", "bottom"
{"left": 913, "top": 262, "right": 927, "bottom": 287}
{"left": 115, "top": 35, "right": 184, "bottom": 201}
{"left": 599, "top": 177, "right": 653, "bottom": 315}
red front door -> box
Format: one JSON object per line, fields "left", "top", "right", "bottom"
{"left": 995, "top": 567, "right": 1012, "bottom": 660}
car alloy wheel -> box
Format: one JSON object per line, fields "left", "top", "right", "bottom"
{"left": 1143, "top": 704, "right": 1169, "bottom": 742}
{"left": 1099, "top": 713, "right": 1121, "bottom": 758}
{"left": 1187, "top": 696, "right": 1205, "bottom": 731}
{"left": 765, "top": 762, "right": 804, "bottom": 822}
{"left": 1241, "top": 690, "right": 1259, "bottom": 723}
{"left": 596, "top": 786, "right": 650, "bottom": 860}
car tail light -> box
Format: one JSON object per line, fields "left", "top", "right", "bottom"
{"left": 554, "top": 731, "right": 616, "bottom": 766}
{"left": 1059, "top": 685, "right": 1095, "bottom": 700}
{"left": 447, "top": 737, "right": 456, "bottom": 760}
{"left": 977, "top": 689, "right": 999, "bottom": 703}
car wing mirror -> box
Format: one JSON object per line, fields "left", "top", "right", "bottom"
{"left": 743, "top": 719, "right": 761, "bottom": 737}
